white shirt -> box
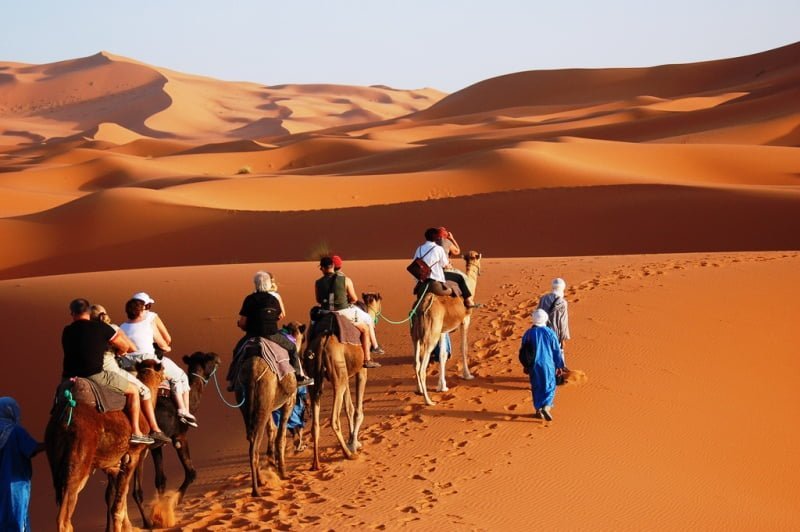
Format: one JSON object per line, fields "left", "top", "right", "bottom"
{"left": 120, "top": 319, "right": 156, "bottom": 355}
{"left": 414, "top": 241, "right": 449, "bottom": 282}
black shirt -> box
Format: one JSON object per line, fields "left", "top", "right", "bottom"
{"left": 239, "top": 291, "right": 282, "bottom": 337}
{"left": 61, "top": 319, "right": 117, "bottom": 378}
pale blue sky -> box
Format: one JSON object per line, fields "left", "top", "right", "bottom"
{"left": 2, "top": 1, "right": 798, "bottom": 92}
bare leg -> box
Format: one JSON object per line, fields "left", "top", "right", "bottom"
{"left": 141, "top": 398, "right": 162, "bottom": 433}
{"left": 126, "top": 389, "right": 144, "bottom": 436}
{"left": 356, "top": 322, "right": 371, "bottom": 361}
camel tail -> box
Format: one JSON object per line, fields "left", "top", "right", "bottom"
{"left": 45, "top": 417, "right": 70, "bottom": 506}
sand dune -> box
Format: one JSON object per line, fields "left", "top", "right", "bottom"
{"left": 2, "top": 253, "right": 798, "bottom": 530}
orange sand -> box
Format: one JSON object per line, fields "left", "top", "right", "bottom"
{"left": 0, "top": 41, "right": 798, "bottom": 530}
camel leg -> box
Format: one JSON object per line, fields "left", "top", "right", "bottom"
{"left": 152, "top": 444, "right": 167, "bottom": 495}
{"left": 412, "top": 339, "right": 424, "bottom": 395}
{"left": 275, "top": 397, "right": 293, "bottom": 479}
{"left": 311, "top": 393, "right": 322, "bottom": 471}
{"left": 265, "top": 417, "right": 276, "bottom": 464}
{"left": 174, "top": 435, "right": 197, "bottom": 501}
{"left": 343, "top": 380, "right": 355, "bottom": 437}
{"left": 348, "top": 368, "right": 367, "bottom": 452}
{"left": 110, "top": 452, "right": 139, "bottom": 532}
{"left": 461, "top": 318, "right": 474, "bottom": 380}
{"left": 436, "top": 334, "right": 449, "bottom": 393}
{"left": 57, "top": 442, "right": 93, "bottom": 532}
{"left": 132, "top": 451, "right": 152, "bottom": 530}
{"left": 330, "top": 364, "right": 355, "bottom": 459}
{"left": 416, "top": 336, "right": 436, "bottom": 406}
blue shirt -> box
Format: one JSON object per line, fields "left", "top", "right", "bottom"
{"left": 0, "top": 426, "right": 38, "bottom": 532}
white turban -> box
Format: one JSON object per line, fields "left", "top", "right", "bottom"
{"left": 552, "top": 278, "right": 566, "bottom": 298}
{"left": 532, "top": 309, "right": 549, "bottom": 327}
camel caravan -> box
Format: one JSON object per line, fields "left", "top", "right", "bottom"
{"left": 45, "top": 227, "right": 487, "bottom": 530}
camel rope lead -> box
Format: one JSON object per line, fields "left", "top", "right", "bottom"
{"left": 377, "top": 283, "right": 430, "bottom": 325}
{"left": 62, "top": 389, "right": 76, "bottom": 426}
{"left": 203, "top": 366, "right": 246, "bottom": 408}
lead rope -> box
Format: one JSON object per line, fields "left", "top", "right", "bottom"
{"left": 194, "top": 366, "right": 246, "bottom": 408}
{"left": 376, "top": 283, "right": 430, "bottom": 325}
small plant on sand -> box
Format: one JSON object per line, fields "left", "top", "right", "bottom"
{"left": 237, "top": 166, "right": 252, "bottom": 175}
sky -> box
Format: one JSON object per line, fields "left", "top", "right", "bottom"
{"left": 2, "top": 1, "right": 798, "bottom": 92}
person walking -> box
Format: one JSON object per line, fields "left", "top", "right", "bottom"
{"left": 0, "top": 397, "right": 44, "bottom": 531}
{"left": 519, "top": 309, "right": 565, "bottom": 421}
{"left": 537, "top": 278, "right": 571, "bottom": 369}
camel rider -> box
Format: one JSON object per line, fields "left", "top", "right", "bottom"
{"left": 61, "top": 298, "right": 155, "bottom": 445}
{"left": 315, "top": 256, "right": 381, "bottom": 368}
{"left": 333, "top": 257, "right": 385, "bottom": 356}
{"left": 229, "top": 271, "right": 314, "bottom": 389}
{"left": 436, "top": 226, "right": 476, "bottom": 307}
{"left": 414, "top": 228, "right": 476, "bottom": 308}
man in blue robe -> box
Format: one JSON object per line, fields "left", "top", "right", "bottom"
{"left": 0, "top": 397, "right": 43, "bottom": 531}
{"left": 519, "top": 309, "right": 565, "bottom": 421}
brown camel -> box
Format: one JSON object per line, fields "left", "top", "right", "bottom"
{"left": 304, "top": 314, "right": 368, "bottom": 471}
{"left": 411, "top": 250, "right": 482, "bottom": 405}
{"left": 235, "top": 322, "right": 305, "bottom": 497}
{"left": 132, "top": 352, "right": 219, "bottom": 528}
{"left": 45, "top": 360, "right": 163, "bottom": 532}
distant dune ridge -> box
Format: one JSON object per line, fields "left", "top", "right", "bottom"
{"left": 2, "top": 42, "right": 800, "bottom": 532}
{"left": 0, "top": 42, "right": 799, "bottom": 278}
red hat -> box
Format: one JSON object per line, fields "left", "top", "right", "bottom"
{"left": 331, "top": 255, "right": 343, "bottom": 268}
{"left": 437, "top": 227, "right": 448, "bottom": 238}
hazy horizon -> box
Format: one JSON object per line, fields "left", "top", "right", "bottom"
{"left": 3, "top": 1, "right": 799, "bottom": 92}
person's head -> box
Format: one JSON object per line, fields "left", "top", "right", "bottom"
{"left": 331, "top": 255, "right": 343, "bottom": 271}
{"left": 319, "top": 256, "right": 334, "bottom": 274}
{"left": 424, "top": 227, "right": 439, "bottom": 242}
{"left": 532, "top": 309, "right": 549, "bottom": 327}
{"left": 437, "top": 227, "right": 449, "bottom": 240}
{"left": 552, "top": 278, "right": 566, "bottom": 297}
{"left": 132, "top": 292, "right": 155, "bottom": 311}
{"left": 69, "top": 298, "right": 91, "bottom": 317}
{"left": 253, "top": 271, "right": 272, "bottom": 293}
{"left": 90, "top": 304, "right": 111, "bottom": 324}
{"left": 0, "top": 397, "right": 20, "bottom": 425}
{"left": 125, "top": 298, "right": 145, "bottom": 321}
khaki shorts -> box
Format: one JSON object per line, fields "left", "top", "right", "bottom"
{"left": 87, "top": 370, "right": 130, "bottom": 395}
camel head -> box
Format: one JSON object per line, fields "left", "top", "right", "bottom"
{"left": 183, "top": 352, "right": 220, "bottom": 386}
{"left": 361, "top": 292, "right": 382, "bottom": 317}
{"left": 135, "top": 359, "right": 165, "bottom": 388}
{"left": 463, "top": 250, "right": 482, "bottom": 274}
{"left": 282, "top": 321, "right": 307, "bottom": 350}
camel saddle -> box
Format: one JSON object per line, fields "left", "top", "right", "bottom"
{"left": 236, "top": 337, "right": 294, "bottom": 381}
{"left": 50, "top": 377, "right": 127, "bottom": 417}
{"left": 413, "top": 280, "right": 462, "bottom": 298}
{"left": 309, "top": 312, "right": 362, "bottom": 346}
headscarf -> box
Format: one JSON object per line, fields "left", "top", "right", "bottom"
{"left": 552, "top": 278, "right": 566, "bottom": 298}
{"left": 0, "top": 396, "right": 21, "bottom": 450}
{"left": 533, "top": 309, "right": 549, "bottom": 327}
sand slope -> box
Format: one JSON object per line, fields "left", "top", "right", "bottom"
{"left": 1, "top": 253, "right": 797, "bottom": 530}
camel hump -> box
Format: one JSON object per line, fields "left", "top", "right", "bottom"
{"left": 52, "top": 377, "right": 126, "bottom": 415}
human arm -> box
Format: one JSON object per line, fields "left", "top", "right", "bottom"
{"left": 237, "top": 315, "right": 247, "bottom": 331}
{"left": 154, "top": 315, "right": 172, "bottom": 346}
{"left": 112, "top": 328, "right": 137, "bottom": 355}
{"left": 447, "top": 233, "right": 461, "bottom": 257}
{"left": 274, "top": 293, "right": 286, "bottom": 319}
{"left": 152, "top": 322, "right": 171, "bottom": 352}
{"left": 345, "top": 277, "right": 358, "bottom": 304}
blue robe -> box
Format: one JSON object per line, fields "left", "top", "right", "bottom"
{"left": 272, "top": 386, "right": 308, "bottom": 430}
{"left": 0, "top": 426, "right": 38, "bottom": 531}
{"left": 519, "top": 326, "right": 565, "bottom": 410}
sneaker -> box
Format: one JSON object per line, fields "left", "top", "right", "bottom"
{"left": 296, "top": 375, "right": 315, "bottom": 387}
{"left": 178, "top": 409, "right": 197, "bottom": 422}
{"left": 363, "top": 360, "right": 381, "bottom": 369}
{"left": 541, "top": 406, "right": 553, "bottom": 422}
{"left": 465, "top": 302, "right": 483, "bottom": 309}
{"left": 178, "top": 413, "right": 199, "bottom": 428}
{"left": 130, "top": 434, "right": 155, "bottom": 445}
{"left": 150, "top": 431, "right": 171, "bottom": 444}
{"left": 370, "top": 346, "right": 385, "bottom": 355}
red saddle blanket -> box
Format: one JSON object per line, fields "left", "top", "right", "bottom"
{"left": 309, "top": 312, "right": 362, "bottom": 346}
{"left": 237, "top": 337, "right": 294, "bottom": 381}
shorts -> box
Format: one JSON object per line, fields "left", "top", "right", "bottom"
{"left": 87, "top": 369, "right": 130, "bottom": 395}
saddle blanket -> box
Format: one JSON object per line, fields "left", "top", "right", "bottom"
{"left": 310, "top": 312, "right": 362, "bottom": 346}
{"left": 52, "top": 377, "right": 126, "bottom": 415}
{"left": 237, "top": 337, "right": 294, "bottom": 381}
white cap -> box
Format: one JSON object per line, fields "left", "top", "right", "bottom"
{"left": 132, "top": 292, "right": 155, "bottom": 305}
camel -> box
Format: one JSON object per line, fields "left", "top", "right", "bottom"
{"left": 411, "top": 250, "right": 482, "bottom": 405}
{"left": 132, "top": 352, "right": 219, "bottom": 528}
{"left": 304, "top": 313, "right": 368, "bottom": 471}
{"left": 45, "top": 360, "right": 163, "bottom": 532}
{"left": 235, "top": 322, "right": 305, "bottom": 497}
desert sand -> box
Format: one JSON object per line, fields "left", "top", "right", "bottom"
{"left": 0, "top": 41, "right": 798, "bottom": 530}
